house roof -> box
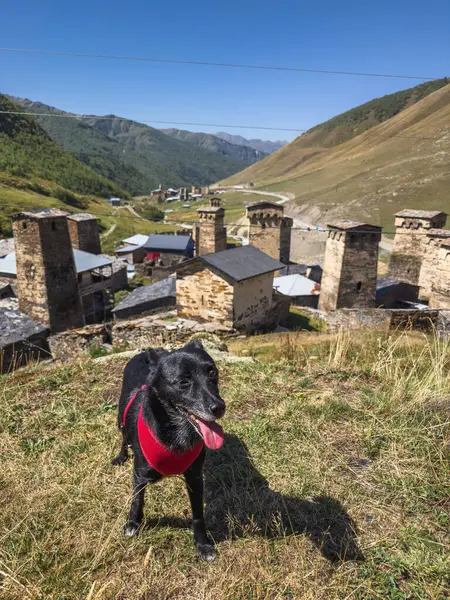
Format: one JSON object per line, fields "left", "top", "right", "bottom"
{"left": 115, "top": 245, "right": 143, "bottom": 254}
{"left": 0, "top": 304, "right": 48, "bottom": 348}
{"left": 273, "top": 274, "right": 319, "bottom": 296}
{"left": 395, "top": 209, "right": 447, "bottom": 219}
{"left": 112, "top": 277, "right": 176, "bottom": 313}
{"left": 197, "top": 206, "right": 224, "bottom": 214}
{"left": 13, "top": 208, "right": 69, "bottom": 220}
{"left": 427, "top": 228, "right": 450, "bottom": 238}
{"left": 277, "top": 263, "right": 322, "bottom": 277}
{"left": 200, "top": 245, "right": 284, "bottom": 282}
{"left": 0, "top": 249, "right": 113, "bottom": 276}
{"left": 143, "top": 234, "right": 194, "bottom": 253}
{"left": 327, "top": 220, "right": 382, "bottom": 231}
{"left": 67, "top": 212, "right": 98, "bottom": 222}
{"left": 246, "top": 201, "right": 283, "bottom": 211}
{"left": 122, "top": 234, "right": 150, "bottom": 246}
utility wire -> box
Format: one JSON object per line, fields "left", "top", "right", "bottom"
{"left": 0, "top": 111, "right": 306, "bottom": 133}
{"left": 0, "top": 47, "right": 441, "bottom": 81}
{"left": 0, "top": 110, "right": 442, "bottom": 139}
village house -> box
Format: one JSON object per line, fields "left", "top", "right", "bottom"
{"left": 112, "top": 276, "right": 176, "bottom": 320}
{"left": 0, "top": 297, "right": 50, "bottom": 374}
{"left": 142, "top": 234, "right": 194, "bottom": 265}
{"left": 176, "top": 245, "right": 286, "bottom": 331}
{"left": 273, "top": 273, "right": 321, "bottom": 308}
{"left": 115, "top": 244, "right": 146, "bottom": 264}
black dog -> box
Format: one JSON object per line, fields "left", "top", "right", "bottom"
{"left": 112, "top": 340, "right": 226, "bottom": 561}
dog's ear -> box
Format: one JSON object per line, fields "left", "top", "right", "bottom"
{"left": 184, "top": 338, "right": 204, "bottom": 352}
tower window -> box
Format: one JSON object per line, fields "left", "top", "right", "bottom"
{"left": 356, "top": 281, "right": 362, "bottom": 292}
{"left": 22, "top": 222, "right": 27, "bottom": 230}
{"left": 51, "top": 222, "right": 56, "bottom": 231}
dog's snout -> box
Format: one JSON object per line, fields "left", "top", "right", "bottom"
{"left": 210, "top": 400, "right": 225, "bottom": 419}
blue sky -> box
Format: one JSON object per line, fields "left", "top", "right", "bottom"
{"left": 1, "top": 0, "right": 449, "bottom": 141}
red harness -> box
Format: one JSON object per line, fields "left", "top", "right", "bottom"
{"left": 122, "top": 385, "right": 203, "bottom": 477}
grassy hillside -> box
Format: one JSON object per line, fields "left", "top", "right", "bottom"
{"left": 0, "top": 95, "right": 124, "bottom": 198}
{"left": 1, "top": 331, "right": 448, "bottom": 599}
{"left": 161, "top": 128, "right": 266, "bottom": 164}
{"left": 9, "top": 97, "right": 250, "bottom": 193}
{"left": 220, "top": 80, "right": 450, "bottom": 226}
{"left": 85, "top": 115, "right": 247, "bottom": 187}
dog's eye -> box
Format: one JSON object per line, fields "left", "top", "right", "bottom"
{"left": 208, "top": 366, "right": 217, "bottom": 378}
{"left": 180, "top": 377, "right": 191, "bottom": 389}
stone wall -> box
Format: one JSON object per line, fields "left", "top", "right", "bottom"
{"left": 429, "top": 244, "right": 450, "bottom": 309}
{"left": 197, "top": 210, "right": 227, "bottom": 255}
{"left": 49, "top": 323, "right": 110, "bottom": 362}
{"left": 301, "top": 307, "right": 442, "bottom": 333}
{"left": 177, "top": 264, "right": 234, "bottom": 326}
{"left": 246, "top": 203, "right": 292, "bottom": 264}
{"left": 418, "top": 233, "right": 450, "bottom": 301}
{"left": 233, "top": 272, "right": 274, "bottom": 330}
{"left": 319, "top": 229, "right": 380, "bottom": 312}
{"left": 67, "top": 218, "right": 102, "bottom": 255}
{"left": 13, "top": 213, "right": 85, "bottom": 333}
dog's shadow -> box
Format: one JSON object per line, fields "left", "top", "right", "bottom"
{"left": 146, "top": 434, "right": 364, "bottom": 562}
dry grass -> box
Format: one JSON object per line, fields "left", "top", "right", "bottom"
{"left": 1, "top": 331, "right": 449, "bottom": 599}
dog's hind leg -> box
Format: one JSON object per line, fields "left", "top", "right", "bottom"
{"left": 184, "top": 459, "right": 216, "bottom": 561}
{"left": 112, "top": 428, "right": 129, "bottom": 466}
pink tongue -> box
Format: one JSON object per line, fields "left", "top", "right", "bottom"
{"left": 195, "top": 417, "right": 224, "bottom": 450}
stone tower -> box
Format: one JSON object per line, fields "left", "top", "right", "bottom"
{"left": 196, "top": 199, "right": 227, "bottom": 255}
{"left": 429, "top": 241, "right": 450, "bottom": 308}
{"left": 418, "top": 229, "right": 450, "bottom": 301}
{"left": 12, "top": 208, "right": 85, "bottom": 333}
{"left": 67, "top": 213, "right": 102, "bottom": 255}
{"left": 246, "top": 201, "right": 293, "bottom": 264}
{"left": 387, "top": 209, "right": 447, "bottom": 286}
{"left": 319, "top": 220, "right": 382, "bottom": 312}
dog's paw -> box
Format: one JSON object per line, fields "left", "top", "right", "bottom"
{"left": 112, "top": 454, "right": 128, "bottom": 466}
{"left": 123, "top": 521, "right": 140, "bottom": 537}
{"left": 195, "top": 542, "right": 216, "bottom": 562}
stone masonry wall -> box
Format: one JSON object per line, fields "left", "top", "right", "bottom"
{"left": 67, "top": 219, "right": 102, "bottom": 255}
{"left": 418, "top": 232, "right": 450, "bottom": 301}
{"left": 233, "top": 272, "right": 274, "bottom": 330}
{"left": 429, "top": 245, "right": 450, "bottom": 309}
{"left": 49, "top": 324, "right": 109, "bottom": 362}
{"left": 13, "top": 215, "right": 85, "bottom": 333}
{"left": 177, "top": 266, "right": 234, "bottom": 326}
{"left": 197, "top": 213, "right": 227, "bottom": 255}
{"left": 319, "top": 230, "right": 380, "bottom": 312}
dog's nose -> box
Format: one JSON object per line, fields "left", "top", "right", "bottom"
{"left": 210, "top": 401, "right": 225, "bottom": 419}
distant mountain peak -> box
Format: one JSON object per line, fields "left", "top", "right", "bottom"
{"left": 214, "top": 132, "right": 287, "bottom": 155}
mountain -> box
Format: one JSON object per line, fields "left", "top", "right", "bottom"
{"left": 160, "top": 128, "right": 266, "bottom": 164}
{"left": 0, "top": 94, "right": 123, "bottom": 199}
{"left": 8, "top": 98, "right": 250, "bottom": 195}
{"left": 219, "top": 79, "right": 450, "bottom": 227}
{"left": 215, "top": 132, "right": 287, "bottom": 154}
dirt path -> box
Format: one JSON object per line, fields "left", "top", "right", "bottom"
{"left": 100, "top": 222, "right": 117, "bottom": 239}
{"left": 123, "top": 205, "right": 144, "bottom": 220}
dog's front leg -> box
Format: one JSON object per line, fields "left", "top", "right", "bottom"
{"left": 184, "top": 459, "right": 216, "bottom": 561}
{"left": 123, "top": 466, "right": 160, "bottom": 536}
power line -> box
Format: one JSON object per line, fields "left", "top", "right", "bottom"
{"left": 0, "top": 47, "right": 441, "bottom": 81}
{"left": 0, "top": 110, "right": 306, "bottom": 133}
{"left": 0, "top": 110, "right": 441, "bottom": 139}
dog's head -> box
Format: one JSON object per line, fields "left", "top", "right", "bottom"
{"left": 152, "top": 340, "right": 226, "bottom": 449}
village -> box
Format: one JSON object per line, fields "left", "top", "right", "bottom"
{"left": 0, "top": 191, "right": 449, "bottom": 373}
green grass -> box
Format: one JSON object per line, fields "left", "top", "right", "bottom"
{"left": 0, "top": 331, "right": 449, "bottom": 599}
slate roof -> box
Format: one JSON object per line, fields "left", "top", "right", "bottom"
{"left": 0, "top": 249, "right": 113, "bottom": 276}
{"left": 273, "top": 274, "right": 319, "bottom": 296}
{"left": 395, "top": 210, "right": 447, "bottom": 219}
{"left": 112, "top": 277, "right": 176, "bottom": 313}
{"left": 143, "top": 234, "right": 194, "bottom": 254}
{"left": 0, "top": 305, "right": 48, "bottom": 348}
{"left": 246, "top": 201, "right": 282, "bottom": 211}
{"left": 14, "top": 208, "right": 68, "bottom": 220}
{"left": 327, "top": 220, "right": 382, "bottom": 231}
{"left": 67, "top": 213, "right": 97, "bottom": 222}
{"left": 201, "top": 245, "right": 284, "bottom": 282}
{"left": 277, "top": 263, "right": 323, "bottom": 277}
